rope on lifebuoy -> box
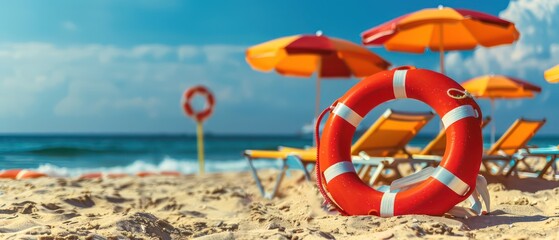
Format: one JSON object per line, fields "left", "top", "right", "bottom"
{"left": 315, "top": 104, "right": 349, "bottom": 215}
{"left": 447, "top": 88, "right": 472, "bottom": 100}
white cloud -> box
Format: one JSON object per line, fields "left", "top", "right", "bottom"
{"left": 130, "top": 44, "right": 173, "bottom": 59}
{"left": 444, "top": 0, "right": 559, "bottom": 134}
{"left": 446, "top": 0, "right": 559, "bottom": 80}
{"left": 202, "top": 45, "right": 246, "bottom": 65}
{"left": 177, "top": 45, "right": 198, "bottom": 60}
{"left": 0, "top": 42, "right": 248, "bottom": 119}
{"left": 0, "top": 41, "right": 358, "bottom": 134}
{"left": 62, "top": 21, "right": 77, "bottom": 31}
{"left": 54, "top": 79, "right": 162, "bottom": 118}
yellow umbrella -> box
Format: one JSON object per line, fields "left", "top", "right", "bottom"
{"left": 246, "top": 31, "right": 390, "bottom": 118}
{"left": 544, "top": 64, "right": 559, "bottom": 83}
{"left": 361, "top": 6, "right": 519, "bottom": 75}
{"left": 462, "top": 75, "right": 541, "bottom": 143}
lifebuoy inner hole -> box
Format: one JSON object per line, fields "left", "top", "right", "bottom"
{"left": 347, "top": 100, "right": 442, "bottom": 185}
{"left": 190, "top": 94, "right": 210, "bottom": 112}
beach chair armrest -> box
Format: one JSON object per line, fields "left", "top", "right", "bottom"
{"left": 482, "top": 155, "right": 511, "bottom": 161}
{"left": 356, "top": 151, "right": 396, "bottom": 164}
{"left": 402, "top": 147, "right": 414, "bottom": 158}
{"left": 411, "top": 154, "right": 443, "bottom": 162}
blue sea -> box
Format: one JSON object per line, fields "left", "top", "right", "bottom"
{"left": 0, "top": 134, "right": 557, "bottom": 177}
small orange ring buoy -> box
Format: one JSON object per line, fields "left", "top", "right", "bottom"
{"left": 160, "top": 171, "right": 182, "bottom": 176}
{"left": 0, "top": 169, "right": 47, "bottom": 180}
{"left": 318, "top": 67, "right": 483, "bottom": 216}
{"left": 136, "top": 171, "right": 156, "bottom": 177}
{"left": 136, "top": 171, "right": 182, "bottom": 177}
{"left": 182, "top": 85, "right": 215, "bottom": 122}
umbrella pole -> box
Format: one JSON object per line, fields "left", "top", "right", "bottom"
{"left": 440, "top": 50, "right": 445, "bottom": 75}
{"left": 312, "top": 60, "right": 322, "bottom": 146}
{"left": 439, "top": 23, "right": 445, "bottom": 75}
{"left": 315, "top": 75, "right": 321, "bottom": 119}
{"left": 436, "top": 24, "right": 446, "bottom": 131}
{"left": 315, "top": 58, "right": 322, "bottom": 119}
{"left": 490, "top": 99, "right": 496, "bottom": 144}
{"left": 437, "top": 49, "right": 445, "bottom": 131}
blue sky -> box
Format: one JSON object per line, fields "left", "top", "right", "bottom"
{"left": 0, "top": 0, "right": 557, "bottom": 135}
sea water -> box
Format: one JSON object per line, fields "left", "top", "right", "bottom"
{"left": 0, "top": 134, "right": 557, "bottom": 177}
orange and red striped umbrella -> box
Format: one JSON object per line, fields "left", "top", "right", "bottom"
{"left": 462, "top": 75, "right": 541, "bottom": 143}
{"left": 462, "top": 75, "right": 541, "bottom": 99}
{"left": 246, "top": 32, "right": 390, "bottom": 117}
{"left": 361, "top": 6, "right": 519, "bottom": 74}
{"left": 247, "top": 33, "right": 390, "bottom": 78}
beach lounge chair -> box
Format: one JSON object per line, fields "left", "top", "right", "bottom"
{"left": 244, "top": 108, "right": 435, "bottom": 198}
{"left": 515, "top": 146, "right": 559, "bottom": 179}
{"left": 419, "top": 116, "right": 492, "bottom": 156}
{"left": 481, "top": 118, "right": 546, "bottom": 177}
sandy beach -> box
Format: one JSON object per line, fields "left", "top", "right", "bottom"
{"left": 0, "top": 170, "right": 557, "bottom": 240}
{"left": 0, "top": 0, "right": 558, "bottom": 239}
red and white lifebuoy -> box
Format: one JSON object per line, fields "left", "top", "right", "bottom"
{"left": 318, "top": 67, "right": 483, "bottom": 216}
{"left": 0, "top": 169, "right": 47, "bottom": 180}
{"left": 182, "top": 85, "right": 215, "bottom": 122}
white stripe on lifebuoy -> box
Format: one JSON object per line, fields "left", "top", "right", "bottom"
{"left": 380, "top": 192, "right": 397, "bottom": 217}
{"left": 392, "top": 70, "right": 408, "bottom": 99}
{"left": 332, "top": 103, "right": 363, "bottom": 128}
{"left": 15, "top": 170, "right": 28, "bottom": 180}
{"left": 441, "top": 105, "right": 478, "bottom": 129}
{"left": 324, "top": 161, "right": 355, "bottom": 184}
{"left": 432, "top": 166, "right": 470, "bottom": 196}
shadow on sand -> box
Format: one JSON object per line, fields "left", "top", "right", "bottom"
{"left": 482, "top": 174, "right": 559, "bottom": 193}
{"left": 459, "top": 210, "right": 555, "bottom": 230}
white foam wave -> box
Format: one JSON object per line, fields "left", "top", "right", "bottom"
{"left": 34, "top": 156, "right": 282, "bottom": 177}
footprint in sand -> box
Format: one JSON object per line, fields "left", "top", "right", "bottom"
{"left": 12, "top": 201, "right": 38, "bottom": 214}
{"left": 179, "top": 210, "right": 206, "bottom": 218}
{"left": 0, "top": 208, "right": 17, "bottom": 215}
{"left": 63, "top": 194, "right": 95, "bottom": 208}
{"left": 105, "top": 195, "right": 132, "bottom": 204}
{"left": 116, "top": 212, "right": 179, "bottom": 240}
{"left": 41, "top": 203, "right": 62, "bottom": 211}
